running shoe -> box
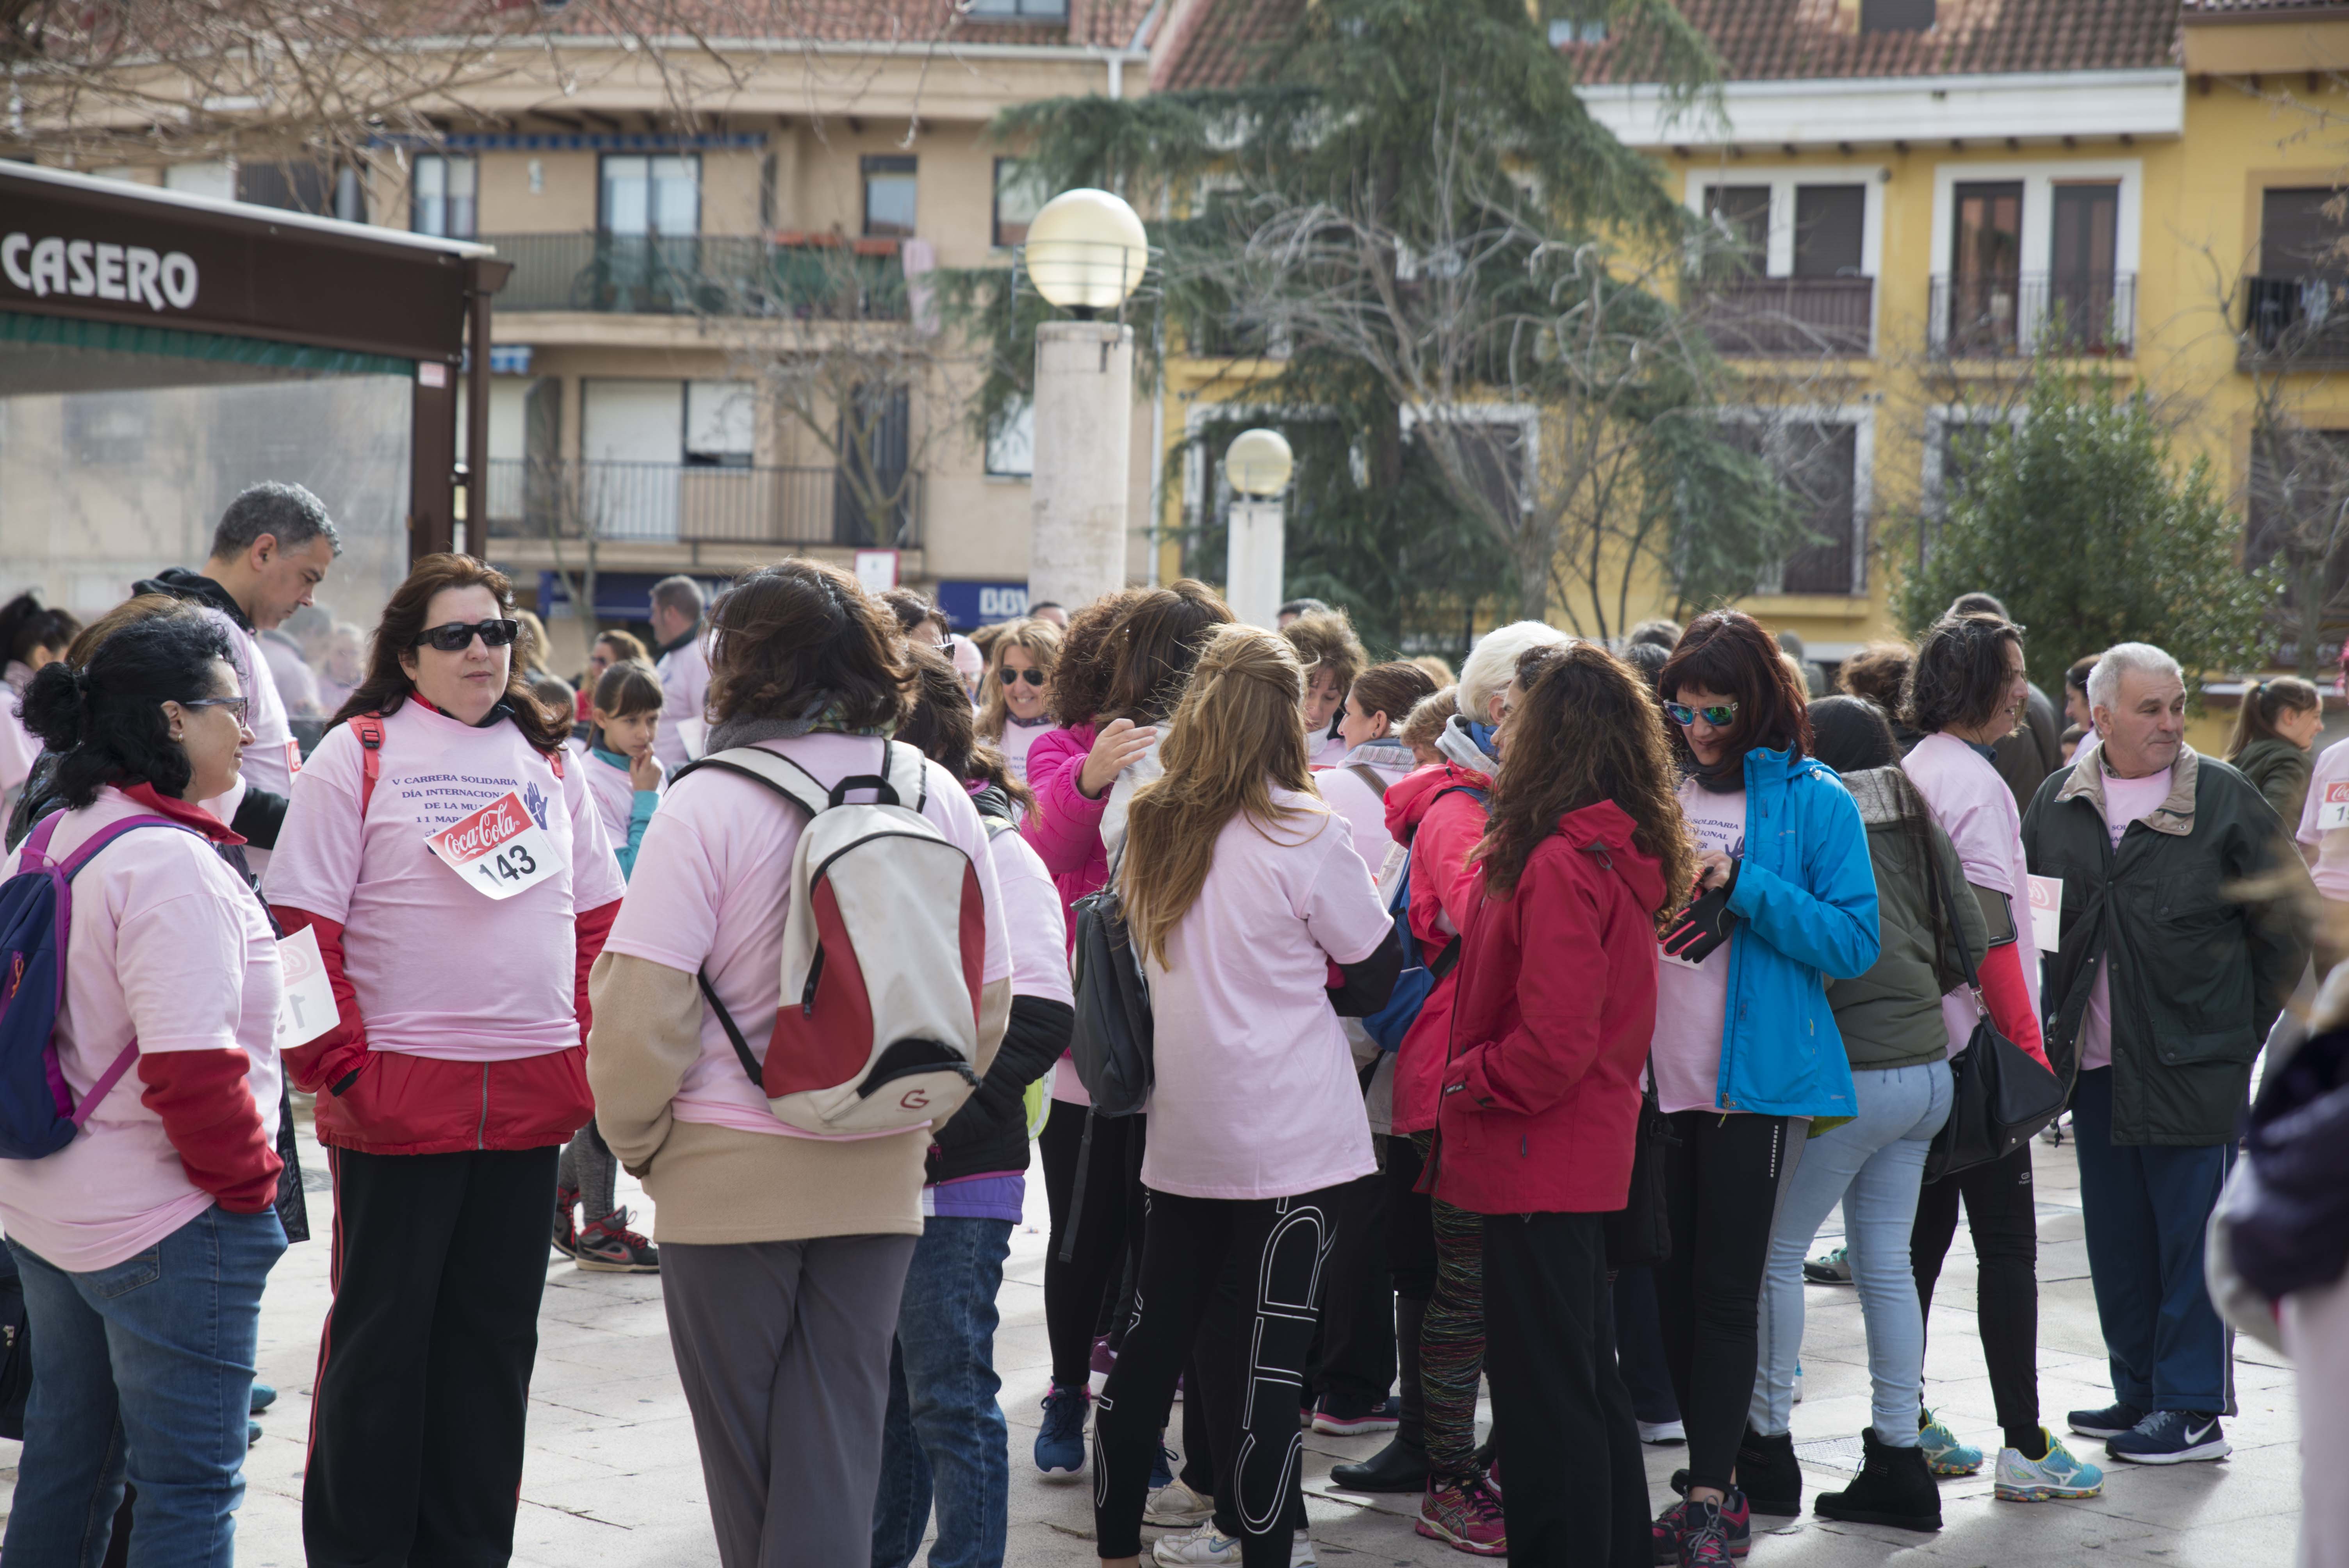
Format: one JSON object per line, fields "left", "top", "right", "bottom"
{"left": 1639, "top": 1418, "right": 1688, "bottom": 1445}
{"left": 573, "top": 1208, "right": 659, "bottom": 1273}
{"left": 250, "top": 1382, "right": 277, "bottom": 1414}
{"left": 1652, "top": 1482, "right": 1750, "bottom": 1564}
{"left": 1793, "top": 1361, "right": 1804, "bottom": 1404}
{"left": 1150, "top": 1525, "right": 1315, "bottom": 1566}
{"left": 1146, "top": 1474, "right": 1215, "bottom": 1529}
{"left": 1034, "top": 1383, "right": 1089, "bottom": 1477}
{"left": 551, "top": 1183, "right": 580, "bottom": 1259}
{"left": 1312, "top": 1394, "right": 1401, "bottom": 1436}
{"left": 2066, "top": 1399, "right": 2147, "bottom": 1440}
{"left": 1417, "top": 1475, "right": 1508, "bottom": 1557}
{"left": 1677, "top": 1495, "right": 1749, "bottom": 1568}
{"left": 1918, "top": 1408, "right": 1983, "bottom": 1476}
{"left": 2106, "top": 1410, "right": 2230, "bottom": 1465}
{"left": 1802, "top": 1244, "right": 1853, "bottom": 1284}
{"left": 1994, "top": 1429, "right": 2105, "bottom": 1500}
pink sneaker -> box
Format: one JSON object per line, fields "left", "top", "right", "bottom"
{"left": 1416, "top": 1476, "right": 1507, "bottom": 1557}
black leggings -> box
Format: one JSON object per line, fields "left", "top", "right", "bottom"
{"left": 1912, "top": 1139, "right": 2039, "bottom": 1450}
{"left": 1654, "top": 1111, "right": 1800, "bottom": 1496}
{"left": 1093, "top": 1185, "right": 1343, "bottom": 1568}
{"left": 1039, "top": 1106, "right": 1134, "bottom": 1392}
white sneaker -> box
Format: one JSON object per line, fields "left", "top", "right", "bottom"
{"left": 1150, "top": 1523, "right": 1313, "bottom": 1566}
{"left": 1638, "top": 1418, "right": 1687, "bottom": 1445}
{"left": 1145, "top": 1476, "right": 1215, "bottom": 1529}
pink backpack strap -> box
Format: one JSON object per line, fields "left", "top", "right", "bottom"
{"left": 68, "top": 1040, "right": 141, "bottom": 1128}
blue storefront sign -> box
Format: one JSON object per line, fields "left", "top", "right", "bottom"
{"left": 535, "top": 570, "right": 729, "bottom": 622}
{"left": 932, "top": 580, "right": 1030, "bottom": 628}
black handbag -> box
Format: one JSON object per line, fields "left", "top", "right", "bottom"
{"left": 1921, "top": 853, "right": 2069, "bottom": 1184}
{"left": 1604, "top": 1062, "right": 1677, "bottom": 1269}
{"left": 1068, "top": 885, "right": 1155, "bottom": 1118}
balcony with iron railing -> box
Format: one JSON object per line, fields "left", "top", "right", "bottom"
{"left": 2242, "top": 275, "right": 2349, "bottom": 368}
{"left": 481, "top": 458, "right": 922, "bottom": 549}
{"left": 1928, "top": 272, "right": 2135, "bottom": 358}
{"left": 1691, "top": 275, "right": 1875, "bottom": 358}
{"left": 483, "top": 233, "right": 909, "bottom": 319}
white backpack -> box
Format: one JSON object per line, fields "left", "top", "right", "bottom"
{"left": 679, "top": 739, "right": 985, "bottom": 1135}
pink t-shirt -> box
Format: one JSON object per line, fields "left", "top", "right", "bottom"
{"left": 0, "top": 663, "right": 38, "bottom": 811}
{"left": 262, "top": 701, "right": 626, "bottom": 1062}
{"left": 1312, "top": 731, "right": 1350, "bottom": 770}
{"left": 990, "top": 818, "right": 1072, "bottom": 1009}
{"left": 1652, "top": 780, "right": 1746, "bottom": 1114}
{"left": 654, "top": 631, "right": 711, "bottom": 771}
{"left": 2298, "top": 737, "right": 2349, "bottom": 901}
{"left": 2077, "top": 762, "right": 2175, "bottom": 1073}
{"left": 197, "top": 612, "right": 297, "bottom": 873}
{"left": 993, "top": 716, "right": 1060, "bottom": 786}
{"left": 0, "top": 788, "right": 283, "bottom": 1272}
{"left": 1139, "top": 789, "right": 1390, "bottom": 1201}
{"left": 601, "top": 733, "right": 1011, "bottom": 1140}
{"left": 575, "top": 738, "right": 657, "bottom": 859}
{"left": 1905, "top": 732, "right": 2041, "bottom": 1057}
{"left": 1318, "top": 748, "right": 1416, "bottom": 882}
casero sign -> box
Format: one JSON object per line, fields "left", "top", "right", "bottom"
{"left": 3, "top": 233, "right": 199, "bottom": 311}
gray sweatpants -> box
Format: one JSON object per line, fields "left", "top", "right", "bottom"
{"left": 661, "top": 1234, "right": 920, "bottom": 1568}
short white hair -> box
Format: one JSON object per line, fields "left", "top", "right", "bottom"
{"left": 1458, "top": 620, "right": 1572, "bottom": 722}
{"left": 2088, "top": 641, "right": 2183, "bottom": 713}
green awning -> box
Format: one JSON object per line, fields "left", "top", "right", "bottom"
{"left": 0, "top": 310, "right": 414, "bottom": 377}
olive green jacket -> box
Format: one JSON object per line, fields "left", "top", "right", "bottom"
{"left": 1825, "top": 768, "right": 1987, "bottom": 1071}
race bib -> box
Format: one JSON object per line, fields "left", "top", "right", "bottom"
{"left": 424, "top": 788, "right": 560, "bottom": 900}
{"left": 2319, "top": 780, "right": 2349, "bottom": 830}
{"left": 285, "top": 738, "right": 303, "bottom": 777}
{"left": 2026, "top": 874, "right": 2063, "bottom": 955}
{"left": 275, "top": 925, "right": 341, "bottom": 1048}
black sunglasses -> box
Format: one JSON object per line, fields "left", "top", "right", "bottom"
{"left": 999, "top": 668, "right": 1046, "bottom": 688}
{"left": 412, "top": 619, "right": 520, "bottom": 653}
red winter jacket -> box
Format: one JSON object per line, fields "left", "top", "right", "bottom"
{"left": 1021, "top": 722, "right": 1109, "bottom": 956}
{"left": 273, "top": 899, "right": 616, "bottom": 1155}
{"left": 1431, "top": 800, "right": 1664, "bottom": 1216}
{"left": 1383, "top": 762, "right": 1493, "bottom": 1135}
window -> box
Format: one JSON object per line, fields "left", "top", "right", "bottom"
{"left": 1725, "top": 419, "right": 1863, "bottom": 595}
{"left": 863, "top": 155, "right": 918, "bottom": 239}
{"left": 412, "top": 154, "right": 476, "bottom": 239}
{"left": 1793, "top": 185, "right": 1865, "bottom": 278}
{"left": 2049, "top": 183, "right": 2121, "bottom": 346}
{"left": 1948, "top": 181, "right": 2023, "bottom": 352}
{"left": 237, "top": 162, "right": 332, "bottom": 215}
{"left": 1860, "top": 0, "right": 1934, "bottom": 32}
{"left": 2260, "top": 187, "right": 2349, "bottom": 276}
{"left": 993, "top": 158, "right": 1045, "bottom": 249}
{"left": 964, "top": 0, "right": 1069, "bottom": 16}
{"left": 164, "top": 162, "right": 234, "bottom": 202}
{"left": 1704, "top": 185, "right": 1771, "bottom": 276}
{"left": 1547, "top": 18, "right": 1607, "bottom": 45}
{"left": 986, "top": 397, "right": 1035, "bottom": 478}
{"left": 601, "top": 154, "right": 699, "bottom": 236}
{"left": 333, "top": 166, "right": 367, "bottom": 224}
{"left": 685, "top": 381, "right": 756, "bottom": 468}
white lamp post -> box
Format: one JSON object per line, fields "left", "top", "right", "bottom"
{"left": 1223, "top": 428, "right": 1293, "bottom": 629}
{"left": 1023, "top": 188, "right": 1149, "bottom": 612}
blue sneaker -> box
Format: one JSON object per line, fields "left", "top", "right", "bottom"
{"left": 1917, "top": 1408, "right": 1982, "bottom": 1476}
{"left": 1035, "top": 1382, "right": 1089, "bottom": 1478}
{"left": 250, "top": 1382, "right": 277, "bottom": 1414}
{"left": 2106, "top": 1410, "right": 2230, "bottom": 1465}
{"left": 1995, "top": 1429, "right": 2104, "bottom": 1500}
{"left": 2066, "top": 1399, "right": 2146, "bottom": 1440}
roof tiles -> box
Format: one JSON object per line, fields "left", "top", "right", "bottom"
{"left": 1574, "top": 0, "right": 2182, "bottom": 82}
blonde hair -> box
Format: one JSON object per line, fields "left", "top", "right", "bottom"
{"left": 1409, "top": 654, "right": 1456, "bottom": 686}
{"left": 1459, "top": 621, "right": 1570, "bottom": 723}
{"left": 975, "top": 617, "right": 1063, "bottom": 742}
{"left": 1119, "top": 625, "right": 1321, "bottom": 968}
{"left": 1399, "top": 687, "right": 1459, "bottom": 755}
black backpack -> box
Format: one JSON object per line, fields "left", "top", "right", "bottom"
{"left": 1068, "top": 885, "right": 1154, "bottom": 1117}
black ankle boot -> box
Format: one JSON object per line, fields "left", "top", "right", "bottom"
{"left": 1330, "top": 1433, "right": 1428, "bottom": 1492}
{"left": 1736, "top": 1426, "right": 1802, "bottom": 1516}
{"left": 1813, "top": 1427, "right": 1943, "bottom": 1532}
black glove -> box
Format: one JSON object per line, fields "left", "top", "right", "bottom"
{"left": 1661, "top": 870, "right": 1738, "bottom": 965}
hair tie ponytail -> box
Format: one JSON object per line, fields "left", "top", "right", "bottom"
{"left": 19, "top": 657, "right": 91, "bottom": 754}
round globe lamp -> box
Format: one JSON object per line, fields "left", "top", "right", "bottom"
{"left": 1224, "top": 429, "right": 1293, "bottom": 629}
{"left": 1021, "top": 188, "right": 1150, "bottom": 316}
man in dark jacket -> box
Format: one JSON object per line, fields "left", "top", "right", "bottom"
{"left": 2021, "top": 641, "right": 2312, "bottom": 1468}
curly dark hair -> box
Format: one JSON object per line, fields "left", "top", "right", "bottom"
{"left": 21, "top": 605, "right": 234, "bottom": 809}
{"left": 1906, "top": 613, "right": 2023, "bottom": 737}
{"left": 1048, "top": 588, "right": 1151, "bottom": 729}
{"left": 707, "top": 558, "right": 909, "bottom": 733}
{"left": 331, "top": 554, "right": 570, "bottom": 755}
{"left": 899, "top": 645, "right": 1034, "bottom": 813}
{"left": 1471, "top": 642, "right": 1695, "bottom": 926}
{"left": 1657, "top": 609, "right": 1813, "bottom": 769}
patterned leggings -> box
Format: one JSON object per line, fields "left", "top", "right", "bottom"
{"left": 1412, "top": 1131, "right": 1488, "bottom": 1481}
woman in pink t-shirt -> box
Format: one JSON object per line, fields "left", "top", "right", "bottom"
{"left": 975, "top": 615, "right": 1062, "bottom": 786}
{"left": 1, "top": 607, "right": 286, "bottom": 1566}
{"left": 265, "top": 555, "right": 626, "bottom": 1567}
{"left": 1316, "top": 660, "right": 1441, "bottom": 878}
{"left": 1283, "top": 606, "right": 1367, "bottom": 771}
{"left": 0, "top": 593, "right": 80, "bottom": 820}
{"left": 1092, "top": 626, "right": 1401, "bottom": 1568}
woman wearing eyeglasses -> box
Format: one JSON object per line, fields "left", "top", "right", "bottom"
{"left": 975, "top": 616, "right": 1062, "bottom": 786}
{"left": 263, "top": 553, "right": 627, "bottom": 1568}
{"left": 1645, "top": 610, "right": 1878, "bottom": 1568}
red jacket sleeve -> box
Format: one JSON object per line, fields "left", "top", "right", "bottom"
{"left": 1021, "top": 727, "right": 1110, "bottom": 878}
{"left": 268, "top": 906, "right": 369, "bottom": 1096}
{"left": 137, "top": 1049, "right": 284, "bottom": 1212}
{"left": 1977, "top": 940, "right": 2050, "bottom": 1070}
{"left": 1445, "top": 864, "right": 1608, "bottom": 1118}
{"left": 1410, "top": 795, "right": 1488, "bottom": 953}
{"left": 575, "top": 898, "right": 619, "bottom": 1042}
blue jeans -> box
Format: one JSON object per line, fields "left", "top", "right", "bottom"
{"left": 871, "top": 1215, "right": 1014, "bottom": 1568}
{"left": 1752, "top": 1061, "right": 1952, "bottom": 1443}
{"left": 2070, "top": 1066, "right": 2232, "bottom": 1413}
{"left": 4, "top": 1205, "right": 286, "bottom": 1568}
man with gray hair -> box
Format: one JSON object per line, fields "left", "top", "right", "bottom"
{"left": 133, "top": 479, "right": 341, "bottom": 859}
{"left": 647, "top": 574, "right": 710, "bottom": 771}
{"left": 2021, "top": 641, "right": 2311, "bottom": 1467}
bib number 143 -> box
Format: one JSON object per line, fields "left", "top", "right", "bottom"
{"left": 424, "top": 789, "right": 561, "bottom": 901}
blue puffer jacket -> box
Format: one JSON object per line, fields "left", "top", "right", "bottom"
{"left": 1712, "top": 744, "right": 1880, "bottom": 1118}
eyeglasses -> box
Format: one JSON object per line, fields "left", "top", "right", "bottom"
{"left": 1665, "top": 700, "right": 1739, "bottom": 729}
{"left": 180, "top": 696, "right": 249, "bottom": 724}
{"left": 412, "top": 619, "right": 519, "bottom": 653}
{"left": 999, "top": 668, "right": 1046, "bottom": 688}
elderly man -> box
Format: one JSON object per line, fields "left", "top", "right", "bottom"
{"left": 647, "top": 574, "right": 709, "bottom": 771}
{"left": 2021, "top": 643, "right": 2312, "bottom": 1466}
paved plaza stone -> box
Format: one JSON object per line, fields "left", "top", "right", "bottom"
{"left": 0, "top": 1104, "right": 2305, "bottom": 1567}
